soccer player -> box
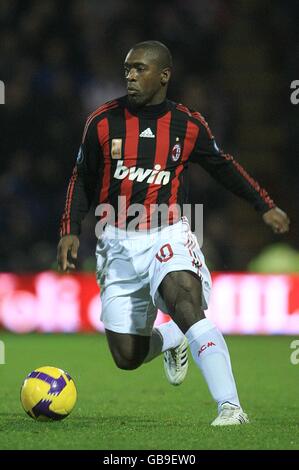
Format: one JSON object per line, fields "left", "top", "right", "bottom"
{"left": 57, "top": 41, "right": 290, "bottom": 426}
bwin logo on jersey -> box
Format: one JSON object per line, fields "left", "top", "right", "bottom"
{"left": 113, "top": 160, "right": 170, "bottom": 185}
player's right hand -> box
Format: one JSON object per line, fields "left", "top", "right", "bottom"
{"left": 57, "top": 235, "right": 80, "bottom": 272}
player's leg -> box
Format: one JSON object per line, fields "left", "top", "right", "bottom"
{"left": 144, "top": 319, "right": 185, "bottom": 363}
{"left": 142, "top": 318, "right": 188, "bottom": 385}
{"left": 150, "top": 219, "right": 248, "bottom": 424}
{"left": 96, "top": 233, "right": 182, "bottom": 372}
{"left": 100, "top": 282, "right": 163, "bottom": 370}
{"left": 102, "top": 290, "right": 184, "bottom": 370}
{"left": 159, "top": 270, "right": 248, "bottom": 425}
{"left": 96, "top": 222, "right": 189, "bottom": 379}
{"left": 105, "top": 329, "right": 150, "bottom": 370}
{"left": 96, "top": 234, "right": 156, "bottom": 371}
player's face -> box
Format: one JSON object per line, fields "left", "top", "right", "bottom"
{"left": 124, "top": 49, "right": 168, "bottom": 107}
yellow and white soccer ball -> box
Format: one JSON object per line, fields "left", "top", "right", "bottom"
{"left": 20, "top": 366, "right": 77, "bottom": 421}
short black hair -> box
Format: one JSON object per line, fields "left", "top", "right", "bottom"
{"left": 130, "top": 40, "right": 173, "bottom": 70}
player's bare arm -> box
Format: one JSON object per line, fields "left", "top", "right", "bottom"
{"left": 57, "top": 235, "right": 80, "bottom": 272}
{"left": 262, "top": 207, "right": 290, "bottom": 234}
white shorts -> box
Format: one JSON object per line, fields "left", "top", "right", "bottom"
{"left": 96, "top": 218, "right": 212, "bottom": 336}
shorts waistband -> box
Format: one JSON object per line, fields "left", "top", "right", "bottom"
{"left": 102, "top": 218, "right": 189, "bottom": 239}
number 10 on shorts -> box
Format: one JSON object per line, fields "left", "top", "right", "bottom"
{"left": 156, "top": 244, "right": 174, "bottom": 263}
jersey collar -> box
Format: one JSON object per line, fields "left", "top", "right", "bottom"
{"left": 124, "top": 96, "right": 170, "bottom": 118}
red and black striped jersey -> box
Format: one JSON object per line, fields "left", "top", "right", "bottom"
{"left": 60, "top": 96, "right": 275, "bottom": 236}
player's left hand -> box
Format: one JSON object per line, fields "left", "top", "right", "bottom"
{"left": 262, "top": 207, "right": 290, "bottom": 234}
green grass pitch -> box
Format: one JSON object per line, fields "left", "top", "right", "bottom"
{"left": 0, "top": 333, "right": 298, "bottom": 450}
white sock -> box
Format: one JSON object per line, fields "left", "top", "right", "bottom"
{"left": 144, "top": 320, "right": 185, "bottom": 363}
{"left": 185, "top": 318, "right": 240, "bottom": 411}
{"left": 157, "top": 320, "right": 185, "bottom": 352}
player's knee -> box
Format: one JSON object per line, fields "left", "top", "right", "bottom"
{"left": 113, "top": 355, "right": 144, "bottom": 370}
{"left": 111, "top": 348, "right": 145, "bottom": 370}
{"left": 106, "top": 331, "right": 150, "bottom": 371}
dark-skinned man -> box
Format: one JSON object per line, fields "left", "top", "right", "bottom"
{"left": 57, "top": 40, "right": 290, "bottom": 426}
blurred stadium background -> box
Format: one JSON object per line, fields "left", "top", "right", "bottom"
{"left": 1, "top": 0, "right": 298, "bottom": 271}
{"left": 0, "top": 0, "right": 299, "bottom": 451}
{"left": 0, "top": 0, "right": 298, "bottom": 334}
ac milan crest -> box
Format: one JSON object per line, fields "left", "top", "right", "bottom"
{"left": 171, "top": 143, "right": 181, "bottom": 161}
